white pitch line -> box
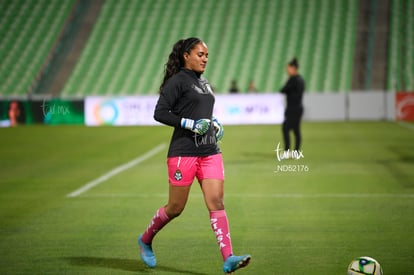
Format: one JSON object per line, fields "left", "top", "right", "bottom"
{"left": 66, "top": 143, "right": 166, "bottom": 198}
{"left": 398, "top": 121, "right": 414, "bottom": 131}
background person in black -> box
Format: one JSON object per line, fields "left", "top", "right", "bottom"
{"left": 137, "top": 37, "right": 250, "bottom": 274}
{"left": 281, "top": 58, "right": 305, "bottom": 154}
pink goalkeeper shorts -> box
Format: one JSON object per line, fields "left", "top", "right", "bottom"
{"left": 167, "top": 153, "right": 225, "bottom": 186}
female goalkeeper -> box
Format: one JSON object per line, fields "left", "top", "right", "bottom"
{"left": 137, "top": 37, "right": 251, "bottom": 274}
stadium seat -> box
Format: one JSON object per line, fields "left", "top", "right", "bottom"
{"left": 388, "top": 0, "right": 414, "bottom": 91}
{"left": 0, "top": 0, "right": 75, "bottom": 97}
{"left": 61, "top": 0, "right": 359, "bottom": 96}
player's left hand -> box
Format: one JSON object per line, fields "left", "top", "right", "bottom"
{"left": 212, "top": 117, "right": 224, "bottom": 141}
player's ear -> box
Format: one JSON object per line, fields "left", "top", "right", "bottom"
{"left": 183, "top": 52, "right": 190, "bottom": 61}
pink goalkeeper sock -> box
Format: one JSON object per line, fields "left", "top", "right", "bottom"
{"left": 210, "top": 210, "right": 233, "bottom": 261}
{"left": 141, "top": 207, "right": 170, "bottom": 244}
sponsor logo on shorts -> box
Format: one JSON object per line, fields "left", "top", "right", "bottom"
{"left": 174, "top": 169, "right": 182, "bottom": 181}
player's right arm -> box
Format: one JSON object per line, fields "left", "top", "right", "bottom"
{"left": 154, "top": 78, "right": 210, "bottom": 135}
{"left": 153, "top": 84, "right": 181, "bottom": 127}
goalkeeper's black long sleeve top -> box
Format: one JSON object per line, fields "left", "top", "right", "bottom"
{"left": 154, "top": 68, "right": 220, "bottom": 157}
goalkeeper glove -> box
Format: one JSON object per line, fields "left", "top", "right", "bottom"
{"left": 181, "top": 118, "right": 211, "bottom": 135}
{"left": 213, "top": 117, "right": 224, "bottom": 141}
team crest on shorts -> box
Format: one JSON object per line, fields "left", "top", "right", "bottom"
{"left": 174, "top": 169, "right": 182, "bottom": 181}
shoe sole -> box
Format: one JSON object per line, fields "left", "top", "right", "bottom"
{"left": 225, "top": 255, "right": 251, "bottom": 274}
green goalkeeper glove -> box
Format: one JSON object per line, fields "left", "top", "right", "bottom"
{"left": 181, "top": 118, "right": 211, "bottom": 135}
{"left": 212, "top": 117, "right": 224, "bottom": 141}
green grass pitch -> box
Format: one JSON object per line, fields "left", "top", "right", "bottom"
{"left": 0, "top": 122, "right": 413, "bottom": 274}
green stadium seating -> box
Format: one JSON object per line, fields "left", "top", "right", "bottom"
{"left": 0, "top": 0, "right": 75, "bottom": 97}
{"left": 388, "top": 0, "right": 414, "bottom": 91}
{"left": 3, "top": 0, "right": 410, "bottom": 96}
{"left": 62, "top": 0, "right": 358, "bottom": 96}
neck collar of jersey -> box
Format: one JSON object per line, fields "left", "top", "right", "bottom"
{"left": 182, "top": 68, "right": 202, "bottom": 79}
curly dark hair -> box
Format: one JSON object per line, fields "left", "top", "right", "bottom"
{"left": 159, "top": 37, "right": 202, "bottom": 92}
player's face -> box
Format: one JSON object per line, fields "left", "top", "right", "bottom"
{"left": 183, "top": 42, "right": 208, "bottom": 74}
{"left": 286, "top": 65, "right": 297, "bottom": 76}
